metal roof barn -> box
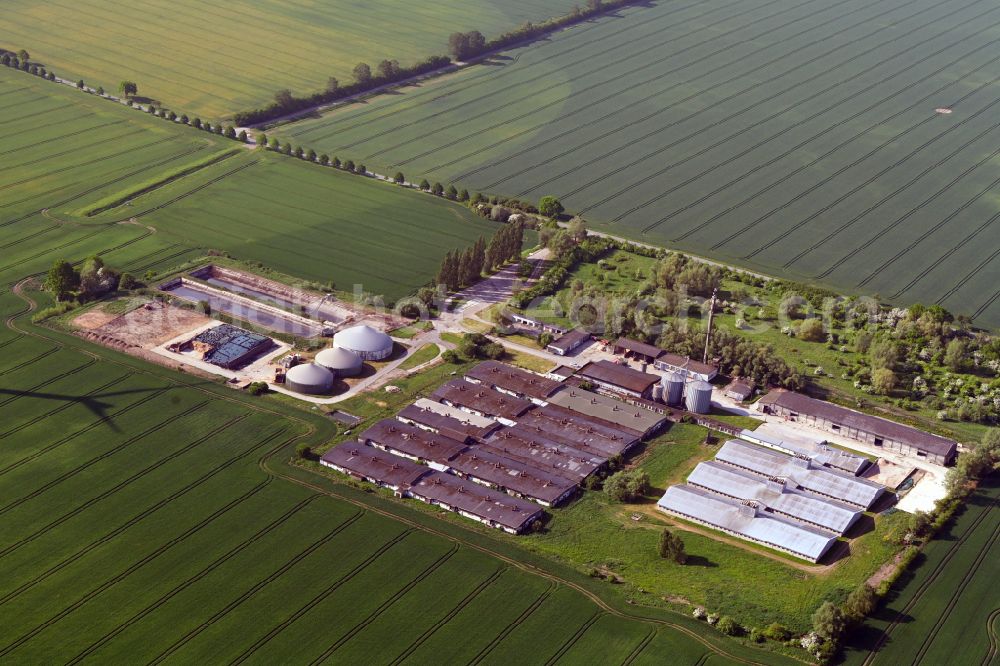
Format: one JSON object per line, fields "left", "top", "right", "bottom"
{"left": 658, "top": 484, "right": 838, "bottom": 563}
{"left": 687, "top": 461, "right": 862, "bottom": 534}
{"left": 716, "top": 440, "right": 884, "bottom": 509}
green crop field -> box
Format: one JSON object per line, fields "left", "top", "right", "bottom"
{"left": 281, "top": 0, "right": 1000, "bottom": 327}
{"left": 0, "top": 51, "right": 798, "bottom": 666}
{"left": 843, "top": 478, "right": 1000, "bottom": 666}
{"left": 0, "top": 66, "right": 494, "bottom": 301}
{"left": 0, "top": 0, "right": 579, "bottom": 119}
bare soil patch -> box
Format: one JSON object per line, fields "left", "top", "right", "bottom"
{"left": 73, "top": 310, "right": 119, "bottom": 330}
{"left": 91, "top": 302, "right": 210, "bottom": 348}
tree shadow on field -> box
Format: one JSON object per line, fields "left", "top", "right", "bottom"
{"left": 0, "top": 385, "right": 179, "bottom": 433}
{"left": 684, "top": 555, "right": 718, "bottom": 567}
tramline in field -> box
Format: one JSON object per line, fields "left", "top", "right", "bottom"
{"left": 281, "top": 0, "right": 1000, "bottom": 326}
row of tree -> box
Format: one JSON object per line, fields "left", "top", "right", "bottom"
{"left": 434, "top": 222, "right": 524, "bottom": 292}
{"left": 233, "top": 54, "right": 451, "bottom": 126}
{"left": 447, "top": 0, "right": 639, "bottom": 61}
{"left": 436, "top": 238, "right": 486, "bottom": 292}
{"left": 139, "top": 105, "right": 248, "bottom": 142}
{"left": 1, "top": 48, "right": 55, "bottom": 81}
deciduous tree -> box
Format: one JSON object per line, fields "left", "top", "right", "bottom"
{"left": 353, "top": 62, "right": 372, "bottom": 84}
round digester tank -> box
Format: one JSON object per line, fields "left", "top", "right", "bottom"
{"left": 315, "top": 346, "right": 363, "bottom": 377}
{"left": 285, "top": 363, "right": 334, "bottom": 395}
{"left": 684, "top": 380, "right": 713, "bottom": 414}
{"left": 332, "top": 325, "right": 393, "bottom": 361}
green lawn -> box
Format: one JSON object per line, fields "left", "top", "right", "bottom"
{"left": 519, "top": 424, "right": 911, "bottom": 634}
{"left": 0, "top": 0, "right": 580, "bottom": 119}
{"left": 399, "top": 342, "right": 440, "bottom": 370}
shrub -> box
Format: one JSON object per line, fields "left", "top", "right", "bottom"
{"left": 716, "top": 616, "right": 740, "bottom": 636}
{"left": 538, "top": 195, "right": 565, "bottom": 217}
{"left": 798, "top": 317, "right": 825, "bottom": 342}
{"left": 603, "top": 469, "right": 650, "bottom": 502}
{"left": 763, "top": 623, "right": 791, "bottom": 642}
{"left": 118, "top": 272, "right": 138, "bottom": 290}
{"left": 247, "top": 381, "right": 268, "bottom": 396}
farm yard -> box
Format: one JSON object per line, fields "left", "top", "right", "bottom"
{"left": 843, "top": 479, "right": 1000, "bottom": 666}
{"left": 281, "top": 0, "right": 1000, "bottom": 326}
{"left": 0, "top": 66, "right": 495, "bottom": 301}
{"left": 0, "top": 0, "right": 581, "bottom": 119}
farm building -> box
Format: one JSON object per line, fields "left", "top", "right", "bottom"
{"left": 482, "top": 427, "right": 603, "bottom": 482}
{"left": 464, "top": 360, "right": 563, "bottom": 404}
{"left": 320, "top": 444, "right": 429, "bottom": 496}
{"left": 653, "top": 353, "right": 718, "bottom": 382}
{"left": 447, "top": 447, "right": 577, "bottom": 506}
{"left": 576, "top": 360, "right": 659, "bottom": 399}
{"left": 410, "top": 472, "right": 544, "bottom": 534}
{"left": 285, "top": 363, "right": 334, "bottom": 395}
{"left": 397, "top": 398, "right": 499, "bottom": 440}
{"left": 739, "top": 427, "right": 870, "bottom": 476}
{"left": 613, "top": 337, "right": 664, "bottom": 364}
{"left": 332, "top": 324, "right": 393, "bottom": 361}
{"left": 516, "top": 406, "right": 640, "bottom": 458}
{"left": 431, "top": 379, "right": 533, "bottom": 425}
{"left": 358, "top": 419, "right": 467, "bottom": 471}
{"left": 687, "top": 461, "right": 862, "bottom": 535}
{"left": 315, "top": 345, "right": 363, "bottom": 377}
{"left": 715, "top": 440, "right": 884, "bottom": 510}
{"left": 189, "top": 324, "right": 273, "bottom": 369}
{"left": 507, "top": 313, "right": 566, "bottom": 335}
{"left": 546, "top": 389, "right": 667, "bottom": 440}
{"left": 723, "top": 378, "right": 755, "bottom": 402}
{"left": 756, "top": 390, "right": 957, "bottom": 465}
{"left": 546, "top": 329, "right": 592, "bottom": 356}
{"left": 657, "top": 485, "right": 838, "bottom": 563}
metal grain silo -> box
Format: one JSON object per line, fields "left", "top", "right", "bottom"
{"left": 684, "top": 380, "right": 713, "bottom": 414}
{"left": 663, "top": 372, "right": 685, "bottom": 406}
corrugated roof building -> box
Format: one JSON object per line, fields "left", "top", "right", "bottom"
{"left": 687, "top": 461, "right": 862, "bottom": 534}
{"left": 658, "top": 484, "right": 838, "bottom": 562}
{"left": 431, "top": 380, "right": 533, "bottom": 425}
{"left": 358, "top": 419, "right": 468, "bottom": 471}
{"left": 320, "top": 443, "right": 430, "bottom": 495}
{"left": 546, "top": 389, "right": 666, "bottom": 440}
{"left": 397, "top": 398, "right": 499, "bottom": 440}
{"left": 756, "top": 389, "right": 957, "bottom": 465}
{"left": 465, "top": 360, "right": 563, "bottom": 403}
{"left": 483, "top": 427, "right": 603, "bottom": 482}
{"left": 576, "top": 360, "right": 659, "bottom": 399}
{"left": 448, "top": 447, "right": 577, "bottom": 506}
{"left": 715, "top": 440, "right": 884, "bottom": 509}
{"left": 410, "top": 472, "right": 544, "bottom": 534}
{"left": 739, "top": 428, "right": 869, "bottom": 476}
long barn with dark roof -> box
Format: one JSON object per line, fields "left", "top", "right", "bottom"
{"left": 757, "top": 389, "right": 957, "bottom": 465}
